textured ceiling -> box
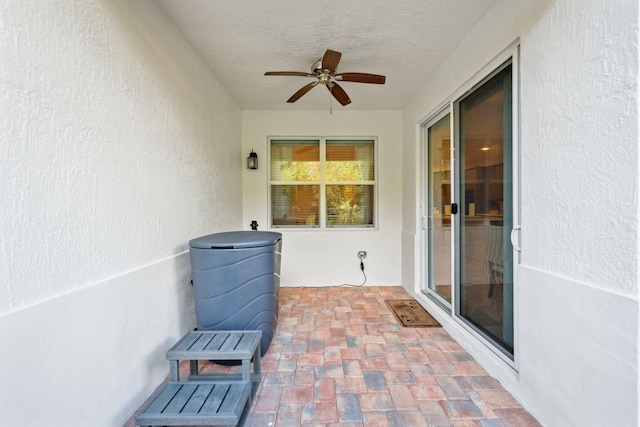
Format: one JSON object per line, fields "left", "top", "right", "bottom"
{"left": 154, "top": 0, "right": 496, "bottom": 110}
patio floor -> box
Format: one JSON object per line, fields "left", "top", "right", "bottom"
{"left": 126, "top": 285, "right": 540, "bottom": 426}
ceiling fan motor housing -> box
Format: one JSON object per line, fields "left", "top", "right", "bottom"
{"left": 311, "top": 59, "right": 324, "bottom": 75}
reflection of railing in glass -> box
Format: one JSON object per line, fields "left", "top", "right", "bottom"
{"left": 327, "top": 206, "right": 364, "bottom": 225}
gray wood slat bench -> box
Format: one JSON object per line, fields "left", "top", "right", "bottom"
{"left": 136, "top": 380, "right": 251, "bottom": 426}
{"left": 169, "top": 330, "right": 262, "bottom": 386}
{"left": 136, "top": 330, "right": 261, "bottom": 427}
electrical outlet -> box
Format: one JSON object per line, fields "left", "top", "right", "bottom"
{"left": 358, "top": 251, "right": 367, "bottom": 259}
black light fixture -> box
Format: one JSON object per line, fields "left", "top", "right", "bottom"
{"left": 247, "top": 149, "right": 258, "bottom": 170}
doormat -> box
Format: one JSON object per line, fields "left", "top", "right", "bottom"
{"left": 385, "top": 299, "right": 441, "bottom": 328}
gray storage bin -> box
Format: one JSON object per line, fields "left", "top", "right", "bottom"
{"left": 189, "top": 231, "right": 282, "bottom": 356}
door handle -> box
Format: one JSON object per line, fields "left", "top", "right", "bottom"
{"left": 510, "top": 225, "right": 522, "bottom": 252}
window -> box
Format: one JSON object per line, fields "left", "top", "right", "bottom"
{"left": 270, "top": 138, "right": 376, "bottom": 229}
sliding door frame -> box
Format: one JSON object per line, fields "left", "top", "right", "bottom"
{"left": 420, "top": 106, "right": 454, "bottom": 311}
{"left": 419, "top": 41, "right": 521, "bottom": 368}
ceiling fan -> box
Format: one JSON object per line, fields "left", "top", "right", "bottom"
{"left": 264, "top": 49, "right": 386, "bottom": 106}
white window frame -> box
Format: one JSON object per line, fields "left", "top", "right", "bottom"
{"left": 268, "top": 136, "right": 378, "bottom": 230}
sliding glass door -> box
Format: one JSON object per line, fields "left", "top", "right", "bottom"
{"left": 457, "top": 63, "right": 514, "bottom": 355}
{"left": 421, "top": 55, "right": 517, "bottom": 360}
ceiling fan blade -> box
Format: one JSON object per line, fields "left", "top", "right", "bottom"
{"left": 322, "top": 49, "right": 342, "bottom": 73}
{"left": 335, "top": 72, "right": 386, "bottom": 84}
{"left": 327, "top": 83, "right": 351, "bottom": 106}
{"left": 287, "top": 81, "right": 319, "bottom": 103}
{"left": 265, "top": 71, "right": 314, "bottom": 77}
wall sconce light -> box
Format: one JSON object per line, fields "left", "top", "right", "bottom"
{"left": 247, "top": 149, "right": 258, "bottom": 170}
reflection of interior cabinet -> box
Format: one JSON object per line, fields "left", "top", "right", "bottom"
{"left": 433, "top": 163, "right": 504, "bottom": 218}
{"left": 432, "top": 172, "right": 450, "bottom": 214}
{"left": 463, "top": 163, "right": 503, "bottom": 215}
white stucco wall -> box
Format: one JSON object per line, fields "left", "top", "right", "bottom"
{"left": 402, "top": 0, "right": 638, "bottom": 426}
{"left": 242, "top": 110, "right": 403, "bottom": 287}
{"left": 0, "top": 1, "right": 242, "bottom": 425}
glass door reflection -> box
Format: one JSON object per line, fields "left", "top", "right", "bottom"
{"left": 427, "top": 114, "right": 452, "bottom": 304}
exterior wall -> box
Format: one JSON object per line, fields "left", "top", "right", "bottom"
{"left": 242, "top": 110, "right": 403, "bottom": 287}
{"left": 0, "top": 1, "right": 242, "bottom": 425}
{"left": 401, "top": 0, "right": 639, "bottom": 426}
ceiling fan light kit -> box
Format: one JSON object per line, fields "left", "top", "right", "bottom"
{"left": 264, "top": 49, "right": 386, "bottom": 108}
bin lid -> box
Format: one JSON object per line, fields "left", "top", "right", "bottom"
{"left": 189, "top": 231, "right": 282, "bottom": 249}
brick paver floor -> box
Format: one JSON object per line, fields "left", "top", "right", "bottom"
{"left": 127, "top": 286, "right": 541, "bottom": 427}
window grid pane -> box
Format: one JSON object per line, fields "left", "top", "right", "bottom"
{"left": 326, "top": 141, "right": 375, "bottom": 182}
{"left": 271, "top": 185, "right": 319, "bottom": 227}
{"left": 271, "top": 141, "right": 320, "bottom": 181}
{"left": 326, "top": 184, "right": 374, "bottom": 227}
